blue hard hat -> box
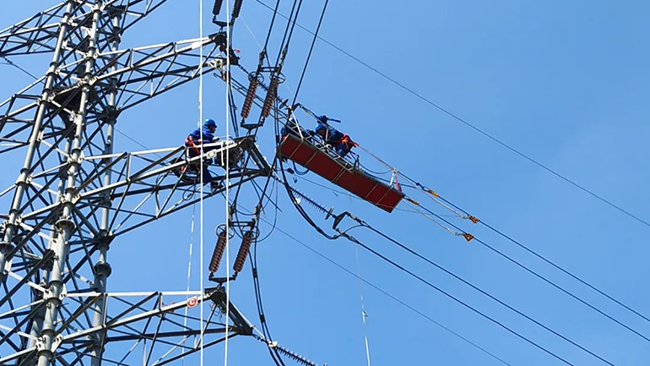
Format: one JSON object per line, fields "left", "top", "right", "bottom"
{"left": 204, "top": 118, "right": 217, "bottom": 128}
{"left": 315, "top": 124, "right": 326, "bottom": 132}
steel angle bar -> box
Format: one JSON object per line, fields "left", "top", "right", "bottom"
{"left": 0, "top": 249, "right": 54, "bottom": 307}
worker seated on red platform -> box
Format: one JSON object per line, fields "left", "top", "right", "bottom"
{"left": 313, "top": 117, "right": 357, "bottom": 158}
{"left": 183, "top": 118, "right": 220, "bottom": 185}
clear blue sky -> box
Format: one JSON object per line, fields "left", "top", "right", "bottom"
{"left": 2, "top": 1, "right": 650, "bottom": 365}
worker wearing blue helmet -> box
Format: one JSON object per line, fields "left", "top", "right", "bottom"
{"left": 184, "top": 118, "right": 220, "bottom": 184}
{"left": 313, "top": 119, "right": 357, "bottom": 157}
{"left": 186, "top": 118, "right": 218, "bottom": 147}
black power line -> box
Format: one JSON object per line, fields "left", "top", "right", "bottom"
{"left": 409, "top": 199, "right": 650, "bottom": 346}
{"left": 290, "top": 0, "right": 329, "bottom": 106}
{"left": 260, "top": 219, "right": 514, "bottom": 366}
{"left": 253, "top": 0, "right": 650, "bottom": 230}
{"left": 479, "top": 219, "right": 650, "bottom": 325}
{"left": 336, "top": 230, "right": 581, "bottom": 366}
{"left": 275, "top": 171, "right": 607, "bottom": 364}
{"left": 349, "top": 220, "right": 619, "bottom": 365}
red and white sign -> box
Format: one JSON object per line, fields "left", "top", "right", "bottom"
{"left": 187, "top": 297, "right": 198, "bottom": 308}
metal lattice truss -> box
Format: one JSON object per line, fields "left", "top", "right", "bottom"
{"left": 0, "top": 1, "right": 273, "bottom": 365}
{"left": 0, "top": 0, "right": 166, "bottom": 57}
{"left": 0, "top": 32, "right": 228, "bottom": 153}
{"left": 0, "top": 288, "right": 253, "bottom": 365}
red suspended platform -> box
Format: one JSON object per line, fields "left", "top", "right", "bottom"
{"left": 279, "top": 134, "right": 404, "bottom": 213}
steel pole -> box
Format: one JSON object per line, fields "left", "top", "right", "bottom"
{"left": 0, "top": 1, "right": 75, "bottom": 284}
{"left": 89, "top": 8, "right": 122, "bottom": 365}
{"left": 36, "top": 3, "right": 102, "bottom": 365}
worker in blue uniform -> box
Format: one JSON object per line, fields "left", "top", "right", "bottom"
{"left": 313, "top": 121, "right": 357, "bottom": 157}
{"left": 183, "top": 118, "right": 220, "bottom": 185}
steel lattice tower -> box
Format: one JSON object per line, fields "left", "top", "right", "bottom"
{"left": 0, "top": 1, "right": 272, "bottom": 364}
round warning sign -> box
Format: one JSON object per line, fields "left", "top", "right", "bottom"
{"left": 187, "top": 297, "right": 198, "bottom": 308}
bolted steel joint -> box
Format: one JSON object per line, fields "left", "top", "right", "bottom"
{"left": 94, "top": 262, "right": 112, "bottom": 278}
{"left": 54, "top": 216, "right": 75, "bottom": 232}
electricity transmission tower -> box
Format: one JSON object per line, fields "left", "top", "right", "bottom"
{"left": 0, "top": 1, "right": 272, "bottom": 364}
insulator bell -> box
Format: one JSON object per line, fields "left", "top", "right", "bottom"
{"left": 261, "top": 77, "right": 279, "bottom": 118}
{"left": 212, "top": 0, "right": 224, "bottom": 15}
{"left": 232, "top": 0, "right": 244, "bottom": 19}
{"left": 241, "top": 76, "right": 258, "bottom": 119}
{"left": 209, "top": 230, "right": 228, "bottom": 273}
{"left": 233, "top": 231, "right": 253, "bottom": 273}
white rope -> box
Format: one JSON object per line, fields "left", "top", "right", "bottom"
{"left": 405, "top": 200, "right": 462, "bottom": 237}
{"left": 224, "top": 0, "right": 231, "bottom": 365}
{"left": 198, "top": 0, "right": 205, "bottom": 364}
{"left": 354, "top": 240, "right": 372, "bottom": 366}
{"left": 181, "top": 204, "right": 196, "bottom": 365}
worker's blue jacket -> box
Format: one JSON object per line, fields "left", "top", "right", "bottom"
{"left": 316, "top": 124, "right": 344, "bottom": 145}
{"left": 186, "top": 125, "right": 217, "bottom": 146}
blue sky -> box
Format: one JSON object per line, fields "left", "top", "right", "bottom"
{"left": 2, "top": 1, "right": 650, "bottom": 365}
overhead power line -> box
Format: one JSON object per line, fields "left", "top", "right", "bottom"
{"left": 253, "top": 0, "right": 650, "bottom": 230}
{"left": 408, "top": 198, "right": 650, "bottom": 346}
{"left": 364, "top": 141, "right": 650, "bottom": 342}
{"left": 336, "top": 231, "right": 583, "bottom": 366}
{"left": 344, "top": 220, "right": 615, "bottom": 365}
{"left": 260, "top": 219, "right": 514, "bottom": 366}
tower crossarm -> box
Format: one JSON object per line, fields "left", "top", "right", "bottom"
{"left": 0, "top": 0, "right": 167, "bottom": 58}
{"left": 0, "top": 34, "right": 227, "bottom": 152}
{"left": 0, "top": 289, "right": 253, "bottom": 365}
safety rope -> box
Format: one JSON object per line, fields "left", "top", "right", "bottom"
{"left": 404, "top": 198, "right": 474, "bottom": 242}
{"left": 224, "top": 0, "right": 232, "bottom": 365}
{"left": 181, "top": 204, "right": 197, "bottom": 365}
{"left": 353, "top": 243, "right": 372, "bottom": 366}
{"left": 356, "top": 144, "right": 479, "bottom": 224}
{"left": 198, "top": 0, "right": 205, "bottom": 364}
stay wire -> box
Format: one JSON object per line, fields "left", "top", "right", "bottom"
{"left": 412, "top": 200, "right": 650, "bottom": 346}
{"left": 356, "top": 222, "right": 613, "bottom": 365}
{"left": 253, "top": 0, "right": 650, "bottom": 230}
